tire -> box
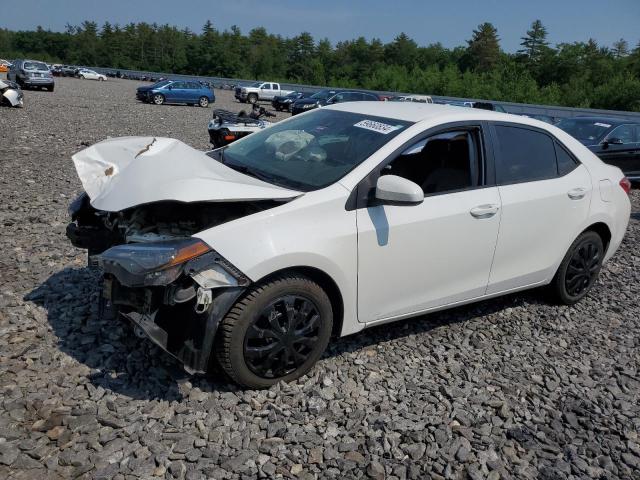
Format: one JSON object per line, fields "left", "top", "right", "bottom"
{"left": 247, "top": 93, "right": 258, "bottom": 104}
{"left": 46, "top": 85, "right": 54, "bottom": 92}
{"left": 198, "top": 96, "right": 209, "bottom": 107}
{"left": 99, "top": 77, "right": 104, "bottom": 81}
{"left": 549, "top": 231, "right": 604, "bottom": 305}
{"left": 152, "top": 94, "right": 165, "bottom": 105}
{"left": 80, "top": 75, "right": 85, "bottom": 80}
{"left": 215, "top": 275, "right": 333, "bottom": 388}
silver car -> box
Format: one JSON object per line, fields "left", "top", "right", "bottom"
{"left": 8, "top": 59, "right": 55, "bottom": 92}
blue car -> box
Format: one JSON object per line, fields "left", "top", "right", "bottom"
{"left": 137, "top": 80, "right": 215, "bottom": 107}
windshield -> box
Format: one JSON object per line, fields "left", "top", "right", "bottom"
{"left": 310, "top": 90, "right": 335, "bottom": 100}
{"left": 556, "top": 118, "right": 613, "bottom": 143}
{"left": 216, "top": 109, "right": 412, "bottom": 191}
{"left": 249, "top": 82, "right": 263, "bottom": 88}
{"left": 150, "top": 80, "right": 171, "bottom": 88}
{"left": 24, "top": 61, "right": 48, "bottom": 71}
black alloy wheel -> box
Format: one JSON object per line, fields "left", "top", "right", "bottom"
{"left": 550, "top": 231, "right": 604, "bottom": 304}
{"left": 564, "top": 240, "right": 601, "bottom": 297}
{"left": 244, "top": 295, "right": 321, "bottom": 378}
{"left": 215, "top": 275, "right": 333, "bottom": 388}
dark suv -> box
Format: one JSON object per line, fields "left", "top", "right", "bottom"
{"left": 291, "top": 89, "right": 381, "bottom": 115}
{"left": 8, "top": 59, "right": 55, "bottom": 91}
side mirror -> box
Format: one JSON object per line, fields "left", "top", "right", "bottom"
{"left": 605, "top": 137, "right": 623, "bottom": 145}
{"left": 375, "top": 175, "right": 423, "bottom": 205}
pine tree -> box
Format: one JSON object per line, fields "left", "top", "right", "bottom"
{"left": 518, "top": 20, "right": 549, "bottom": 62}
{"left": 464, "top": 23, "right": 501, "bottom": 72}
{"left": 612, "top": 38, "right": 629, "bottom": 58}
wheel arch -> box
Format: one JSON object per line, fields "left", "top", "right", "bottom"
{"left": 581, "top": 221, "right": 612, "bottom": 252}
{"left": 254, "top": 266, "right": 345, "bottom": 339}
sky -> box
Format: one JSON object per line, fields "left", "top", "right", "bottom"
{"left": 3, "top": 0, "right": 640, "bottom": 52}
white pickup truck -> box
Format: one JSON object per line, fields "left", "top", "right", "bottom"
{"left": 235, "top": 82, "right": 294, "bottom": 104}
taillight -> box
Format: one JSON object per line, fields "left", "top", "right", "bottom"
{"left": 619, "top": 177, "right": 631, "bottom": 195}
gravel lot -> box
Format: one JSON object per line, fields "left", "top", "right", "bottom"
{"left": 1, "top": 77, "right": 639, "bottom": 480}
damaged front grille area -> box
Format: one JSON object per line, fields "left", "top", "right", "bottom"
{"left": 65, "top": 193, "right": 278, "bottom": 373}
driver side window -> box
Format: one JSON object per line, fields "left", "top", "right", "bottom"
{"left": 607, "top": 125, "right": 636, "bottom": 144}
{"left": 382, "top": 130, "right": 480, "bottom": 195}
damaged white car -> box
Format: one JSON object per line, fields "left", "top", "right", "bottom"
{"left": 67, "top": 103, "right": 631, "bottom": 388}
{"left": 0, "top": 79, "right": 24, "bottom": 107}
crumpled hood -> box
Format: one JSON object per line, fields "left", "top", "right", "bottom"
{"left": 72, "top": 136, "right": 302, "bottom": 212}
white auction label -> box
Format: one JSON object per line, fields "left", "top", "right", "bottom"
{"left": 354, "top": 120, "right": 402, "bottom": 134}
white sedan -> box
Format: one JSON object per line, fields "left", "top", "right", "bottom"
{"left": 67, "top": 103, "right": 631, "bottom": 388}
{"left": 78, "top": 69, "right": 106, "bottom": 81}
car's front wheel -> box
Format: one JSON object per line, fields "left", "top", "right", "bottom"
{"left": 152, "top": 94, "right": 165, "bottom": 105}
{"left": 198, "top": 96, "right": 209, "bottom": 107}
{"left": 247, "top": 93, "right": 258, "bottom": 104}
{"left": 215, "top": 275, "right": 333, "bottom": 388}
{"left": 550, "top": 231, "right": 604, "bottom": 305}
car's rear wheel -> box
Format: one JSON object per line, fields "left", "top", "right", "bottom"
{"left": 549, "top": 231, "right": 604, "bottom": 305}
{"left": 199, "top": 96, "right": 209, "bottom": 107}
{"left": 152, "top": 94, "right": 165, "bottom": 105}
{"left": 247, "top": 93, "right": 258, "bottom": 104}
{"left": 215, "top": 275, "right": 333, "bottom": 388}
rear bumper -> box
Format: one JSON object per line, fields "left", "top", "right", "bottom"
{"left": 21, "top": 78, "right": 54, "bottom": 87}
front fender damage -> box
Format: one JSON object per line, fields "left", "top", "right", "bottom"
{"left": 65, "top": 136, "right": 303, "bottom": 374}
{"left": 103, "top": 250, "right": 250, "bottom": 374}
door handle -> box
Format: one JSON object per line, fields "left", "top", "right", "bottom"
{"left": 470, "top": 204, "right": 499, "bottom": 219}
{"left": 567, "top": 187, "right": 587, "bottom": 200}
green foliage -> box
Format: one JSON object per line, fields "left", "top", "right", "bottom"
{"left": 1, "top": 20, "right": 638, "bottom": 111}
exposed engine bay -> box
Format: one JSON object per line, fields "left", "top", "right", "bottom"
{"left": 67, "top": 194, "right": 282, "bottom": 255}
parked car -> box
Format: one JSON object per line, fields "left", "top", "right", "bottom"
{"left": 272, "top": 91, "right": 309, "bottom": 111}
{"left": 521, "top": 113, "right": 557, "bottom": 125}
{"left": 78, "top": 69, "right": 107, "bottom": 81}
{"left": 65, "top": 103, "right": 631, "bottom": 388}
{"left": 472, "top": 101, "right": 507, "bottom": 113}
{"left": 291, "top": 89, "right": 382, "bottom": 115}
{"left": 0, "top": 79, "right": 23, "bottom": 107}
{"left": 137, "top": 80, "right": 215, "bottom": 107}
{"left": 235, "top": 82, "right": 294, "bottom": 104}
{"left": 208, "top": 106, "right": 275, "bottom": 147}
{"left": 556, "top": 117, "right": 640, "bottom": 181}
{"left": 388, "top": 95, "right": 433, "bottom": 104}
{"left": 7, "top": 59, "right": 55, "bottom": 91}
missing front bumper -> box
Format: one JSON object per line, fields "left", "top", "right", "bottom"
{"left": 108, "top": 282, "right": 245, "bottom": 374}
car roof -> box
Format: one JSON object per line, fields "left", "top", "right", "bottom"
{"left": 325, "top": 101, "right": 517, "bottom": 123}
{"left": 567, "top": 116, "right": 635, "bottom": 125}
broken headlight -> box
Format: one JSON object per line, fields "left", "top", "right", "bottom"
{"left": 98, "top": 238, "right": 211, "bottom": 286}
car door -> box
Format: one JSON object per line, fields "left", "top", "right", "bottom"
{"left": 357, "top": 125, "right": 502, "bottom": 323}
{"left": 486, "top": 123, "right": 592, "bottom": 295}
{"left": 260, "top": 83, "right": 273, "bottom": 99}
{"left": 185, "top": 82, "right": 201, "bottom": 103}
{"left": 597, "top": 124, "right": 639, "bottom": 177}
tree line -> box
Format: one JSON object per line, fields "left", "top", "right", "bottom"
{"left": 1, "top": 20, "right": 640, "bottom": 111}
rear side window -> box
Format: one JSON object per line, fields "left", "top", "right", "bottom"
{"left": 494, "top": 125, "right": 557, "bottom": 184}
{"left": 555, "top": 143, "right": 579, "bottom": 176}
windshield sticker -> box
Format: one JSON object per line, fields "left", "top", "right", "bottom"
{"left": 594, "top": 122, "right": 611, "bottom": 128}
{"left": 354, "top": 120, "right": 403, "bottom": 134}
